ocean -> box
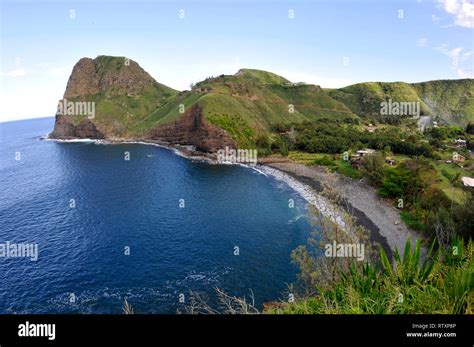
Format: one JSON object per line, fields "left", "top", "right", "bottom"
{"left": 0, "top": 117, "right": 312, "bottom": 313}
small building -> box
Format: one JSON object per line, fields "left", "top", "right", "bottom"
{"left": 350, "top": 149, "right": 376, "bottom": 169}
{"left": 356, "top": 149, "right": 376, "bottom": 158}
{"left": 363, "top": 124, "right": 377, "bottom": 133}
{"left": 385, "top": 157, "right": 396, "bottom": 166}
{"left": 461, "top": 177, "right": 474, "bottom": 187}
{"left": 454, "top": 139, "right": 467, "bottom": 147}
{"left": 453, "top": 152, "right": 466, "bottom": 163}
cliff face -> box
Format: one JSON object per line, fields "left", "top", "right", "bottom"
{"left": 148, "top": 104, "right": 236, "bottom": 152}
{"left": 63, "top": 56, "right": 159, "bottom": 99}
{"left": 51, "top": 115, "right": 104, "bottom": 139}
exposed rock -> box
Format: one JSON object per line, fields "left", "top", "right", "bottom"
{"left": 50, "top": 114, "right": 104, "bottom": 139}
{"left": 50, "top": 114, "right": 76, "bottom": 138}
{"left": 148, "top": 104, "right": 235, "bottom": 152}
{"left": 64, "top": 55, "right": 157, "bottom": 99}
{"left": 63, "top": 58, "right": 100, "bottom": 98}
{"left": 74, "top": 119, "right": 104, "bottom": 139}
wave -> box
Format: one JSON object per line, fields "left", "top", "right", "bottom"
{"left": 258, "top": 165, "right": 346, "bottom": 228}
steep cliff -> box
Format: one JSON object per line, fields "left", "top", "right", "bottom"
{"left": 149, "top": 104, "right": 236, "bottom": 152}
{"left": 51, "top": 55, "right": 177, "bottom": 139}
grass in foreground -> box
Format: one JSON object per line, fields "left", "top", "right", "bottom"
{"left": 267, "top": 238, "right": 473, "bottom": 314}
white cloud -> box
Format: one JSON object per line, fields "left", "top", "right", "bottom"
{"left": 436, "top": 43, "right": 463, "bottom": 66}
{"left": 438, "top": 0, "right": 474, "bottom": 28}
{"left": 417, "top": 37, "right": 429, "bottom": 47}
{"left": 435, "top": 43, "right": 474, "bottom": 77}
{"left": 457, "top": 68, "right": 474, "bottom": 77}
{"left": 1, "top": 68, "right": 27, "bottom": 77}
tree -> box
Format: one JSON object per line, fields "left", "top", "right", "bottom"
{"left": 466, "top": 122, "right": 474, "bottom": 135}
{"left": 360, "top": 153, "right": 385, "bottom": 186}
{"left": 378, "top": 162, "right": 425, "bottom": 202}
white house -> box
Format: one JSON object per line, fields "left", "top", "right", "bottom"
{"left": 461, "top": 177, "right": 474, "bottom": 187}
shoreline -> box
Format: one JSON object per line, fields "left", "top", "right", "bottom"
{"left": 44, "top": 135, "right": 421, "bottom": 257}
{"left": 259, "top": 162, "right": 394, "bottom": 258}
{"left": 260, "top": 157, "right": 424, "bottom": 258}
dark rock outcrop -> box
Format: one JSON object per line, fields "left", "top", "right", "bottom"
{"left": 148, "top": 104, "right": 235, "bottom": 152}
{"left": 50, "top": 114, "right": 104, "bottom": 139}
{"left": 50, "top": 114, "right": 76, "bottom": 138}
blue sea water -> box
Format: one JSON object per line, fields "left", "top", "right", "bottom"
{"left": 0, "top": 117, "right": 312, "bottom": 313}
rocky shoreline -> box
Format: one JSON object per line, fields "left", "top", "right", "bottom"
{"left": 259, "top": 156, "right": 424, "bottom": 258}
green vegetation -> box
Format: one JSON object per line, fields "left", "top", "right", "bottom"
{"left": 270, "top": 119, "right": 473, "bottom": 239}
{"left": 271, "top": 122, "right": 435, "bottom": 158}
{"left": 359, "top": 152, "right": 385, "bottom": 185}
{"left": 327, "top": 79, "right": 474, "bottom": 126}
{"left": 267, "top": 183, "right": 473, "bottom": 314}
{"left": 269, "top": 238, "right": 473, "bottom": 314}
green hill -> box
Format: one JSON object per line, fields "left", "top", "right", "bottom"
{"left": 133, "top": 68, "right": 358, "bottom": 146}
{"left": 327, "top": 79, "right": 474, "bottom": 126}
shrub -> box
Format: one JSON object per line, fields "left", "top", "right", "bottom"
{"left": 270, "top": 238, "right": 473, "bottom": 314}
{"left": 360, "top": 153, "right": 385, "bottom": 186}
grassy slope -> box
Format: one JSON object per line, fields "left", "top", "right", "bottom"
{"left": 413, "top": 79, "right": 474, "bottom": 125}
{"left": 203, "top": 72, "right": 358, "bottom": 146}
{"left": 327, "top": 79, "right": 474, "bottom": 126}
{"left": 138, "top": 69, "right": 358, "bottom": 146}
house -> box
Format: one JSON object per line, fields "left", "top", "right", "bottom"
{"left": 461, "top": 177, "right": 474, "bottom": 187}
{"left": 356, "top": 149, "right": 376, "bottom": 158}
{"left": 350, "top": 149, "right": 376, "bottom": 169}
{"left": 363, "top": 124, "right": 378, "bottom": 133}
{"left": 385, "top": 157, "right": 396, "bottom": 166}
{"left": 454, "top": 139, "right": 467, "bottom": 147}
{"left": 452, "top": 152, "right": 466, "bottom": 163}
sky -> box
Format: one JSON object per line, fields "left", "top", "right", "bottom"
{"left": 0, "top": 0, "right": 473, "bottom": 122}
